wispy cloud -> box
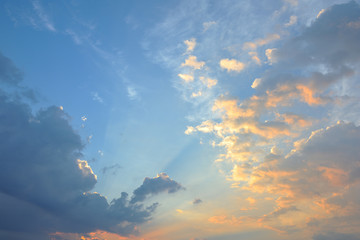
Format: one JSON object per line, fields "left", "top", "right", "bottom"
{"left": 91, "top": 92, "right": 104, "bottom": 103}
{"left": 32, "top": 0, "right": 56, "bottom": 32}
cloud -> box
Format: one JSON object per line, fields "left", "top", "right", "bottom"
{"left": 260, "top": 206, "right": 299, "bottom": 222}
{"left": 265, "top": 48, "right": 277, "bottom": 64}
{"left": 0, "top": 51, "right": 37, "bottom": 102}
{"left": 131, "top": 173, "right": 185, "bottom": 203}
{"left": 259, "top": 1, "right": 360, "bottom": 94}
{"left": 219, "top": 58, "right": 245, "bottom": 72}
{"left": 251, "top": 78, "right": 261, "bottom": 89}
{"left": 200, "top": 76, "right": 217, "bottom": 88}
{"left": 244, "top": 121, "right": 360, "bottom": 218}
{"left": 101, "top": 164, "right": 122, "bottom": 175}
{"left": 208, "top": 215, "right": 243, "bottom": 225}
{"left": 65, "top": 29, "right": 82, "bottom": 45}
{"left": 32, "top": 1, "right": 56, "bottom": 32}
{"left": 178, "top": 73, "right": 194, "bottom": 83}
{"left": 285, "top": 15, "right": 297, "bottom": 27}
{"left": 181, "top": 56, "right": 205, "bottom": 70}
{"left": 127, "top": 86, "right": 139, "bottom": 100}
{"left": 184, "top": 38, "right": 196, "bottom": 53}
{"left": 316, "top": 9, "right": 326, "bottom": 18}
{"left": 0, "top": 53, "right": 163, "bottom": 239}
{"left": 0, "top": 51, "right": 23, "bottom": 86}
{"left": 180, "top": 2, "right": 360, "bottom": 236}
{"left": 0, "top": 94, "right": 160, "bottom": 239}
{"left": 193, "top": 198, "right": 202, "bottom": 205}
{"left": 91, "top": 92, "right": 104, "bottom": 103}
{"left": 203, "top": 21, "right": 216, "bottom": 32}
{"left": 313, "top": 232, "right": 360, "bottom": 240}
{"left": 243, "top": 34, "right": 280, "bottom": 50}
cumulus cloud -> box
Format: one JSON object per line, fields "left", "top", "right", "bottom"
{"left": 219, "top": 58, "right": 245, "bottom": 72}
{"left": 244, "top": 121, "right": 360, "bottom": 226}
{"left": 182, "top": 2, "right": 360, "bottom": 236}
{"left": 193, "top": 198, "right": 202, "bottom": 205}
{"left": 131, "top": 173, "right": 184, "bottom": 203}
{"left": 181, "top": 55, "right": 205, "bottom": 70}
{"left": 0, "top": 94, "right": 158, "bottom": 239}
{"left": 200, "top": 76, "right": 217, "bottom": 88}
{"left": 0, "top": 53, "right": 184, "bottom": 239}
{"left": 259, "top": 1, "right": 360, "bottom": 95}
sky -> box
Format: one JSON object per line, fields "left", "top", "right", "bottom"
{"left": 1, "top": 0, "right": 360, "bottom": 240}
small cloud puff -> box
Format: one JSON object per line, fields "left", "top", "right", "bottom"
{"left": 219, "top": 58, "right": 245, "bottom": 72}
{"left": 285, "top": 15, "right": 297, "bottom": 27}
{"left": 127, "top": 86, "right": 140, "bottom": 100}
{"left": 178, "top": 73, "right": 194, "bottom": 83}
{"left": 184, "top": 38, "right": 196, "bottom": 54}
{"left": 130, "top": 173, "right": 185, "bottom": 204}
{"left": 181, "top": 56, "right": 205, "bottom": 70}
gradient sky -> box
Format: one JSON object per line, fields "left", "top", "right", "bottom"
{"left": 1, "top": 1, "right": 360, "bottom": 240}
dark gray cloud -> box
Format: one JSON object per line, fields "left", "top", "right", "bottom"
{"left": 101, "top": 163, "right": 122, "bottom": 175}
{"left": 313, "top": 232, "right": 360, "bottom": 240}
{"left": 193, "top": 198, "right": 203, "bottom": 205}
{"left": 0, "top": 53, "right": 185, "bottom": 239}
{"left": 0, "top": 51, "right": 37, "bottom": 102}
{"left": 0, "top": 51, "right": 23, "bottom": 86}
{"left": 0, "top": 94, "right": 158, "bottom": 239}
{"left": 258, "top": 1, "right": 360, "bottom": 95}
{"left": 131, "top": 173, "right": 185, "bottom": 203}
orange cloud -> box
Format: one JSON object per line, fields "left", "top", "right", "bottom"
{"left": 219, "top": 58, "right": 245, "bottom": 72}
{"left": 208, "top": 215, "right": 243, "bottom": 225}
{"left": 318, "top": 167, "right": 349, "bottom": 187}
{"left": 181, "top": 55, "right": 205, "bottom": 69}
{"left": 243, "top": 34, "right": 280, "bottom": 50}
{"left": 212, "top": 99, "right": 256, "bottom": 119}
{"left": 296, "top": 84, "right": 324, "bottom": 105}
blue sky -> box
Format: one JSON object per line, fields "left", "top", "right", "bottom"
{"left": 1, "top": 1, "right": 360, "bottom": 240}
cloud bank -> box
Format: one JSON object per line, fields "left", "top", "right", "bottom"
{"left": 0, "top": 52, "right": 182, "bottom": 239}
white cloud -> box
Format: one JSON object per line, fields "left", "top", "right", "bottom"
{"left": 32, "top": 1, "right": 56, "bottom": 32}
{"left": 127, "top": 86, "right": 140, "bottom": 100}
